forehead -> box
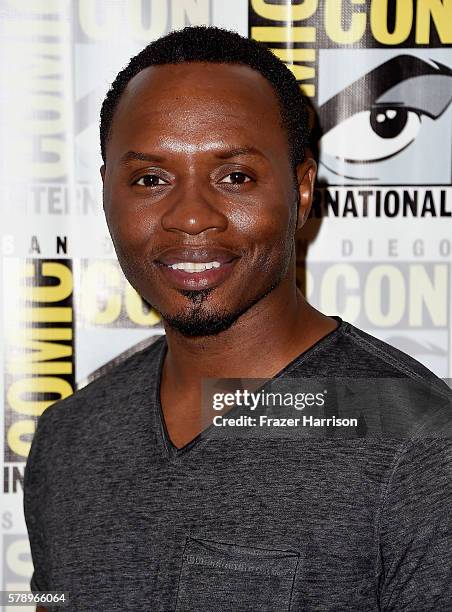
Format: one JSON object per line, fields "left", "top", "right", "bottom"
{"left": 107, "top": 62, "right": 288, "bottom": 160}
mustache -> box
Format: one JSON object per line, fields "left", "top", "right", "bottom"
{"left": 147, "top": 241, "right": 245, "bottom": 260}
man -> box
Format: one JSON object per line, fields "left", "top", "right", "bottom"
{"left": 25, "top": 26, "right": 451, "bottom": 611}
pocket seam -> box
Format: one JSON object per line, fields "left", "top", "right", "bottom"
{"left": 288, "top": 552, "right": 301, "bottom": 612}
{"left": 175, "top": 536, "right": 190, "bottom": 612}
{"left": 188, "top": 535, "right": 300, "bottom": 557}
{"left": 175, "top": 535, "right": 300, "bottom": 612}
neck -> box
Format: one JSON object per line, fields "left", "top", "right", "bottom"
{"left": 161, "top": 269, "right": 335, "bottom": 390}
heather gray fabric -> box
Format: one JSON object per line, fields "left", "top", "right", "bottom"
{"left": 24, "top": 317, "right": 452, "bottom": 611}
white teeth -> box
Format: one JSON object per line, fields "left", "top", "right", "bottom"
{"left": 168, "top": 261, "right": 222, "bottom": 272}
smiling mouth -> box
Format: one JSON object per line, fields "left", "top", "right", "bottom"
{"left": 155, "top": 258, "right": 238, "bottom": 291}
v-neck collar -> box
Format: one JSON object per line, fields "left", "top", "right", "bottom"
{"left": 149, "top": 316, "right": 346, "bottom": 459}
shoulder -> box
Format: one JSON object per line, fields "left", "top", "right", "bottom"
{"left": 340, "top": 322, "right": 452, "bottom": 425}
{"left": 25, "top": 335, "right": 166, "bottom": 492}
{"left": 294, "top": 320, "right": 452, "bottom": 438}
{"left": 38, "top": 334, "right": 166, "bottom": 429}
{"left": 334, "top": 320, "right": 451, "bottom": 398}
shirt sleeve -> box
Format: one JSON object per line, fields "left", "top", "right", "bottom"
{"left": 378, "top": 437, "right": 452, "bottom": 610}
{"left": 23, "top": 411, "right": 51, "bottom": 592}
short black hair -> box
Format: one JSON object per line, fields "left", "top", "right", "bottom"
{"left": 99, "top": 25, "right": 310, "bottom": 168}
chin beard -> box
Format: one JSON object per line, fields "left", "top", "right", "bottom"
{"left": 160, "top": 279, "right": 280, "bottom": 338}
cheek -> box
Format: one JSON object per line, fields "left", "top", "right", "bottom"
{"left": 232, "top": 193, "right": 295, "bottom": 251}
{"left": 106, "top": 201, "right": 158, "bottom": 255}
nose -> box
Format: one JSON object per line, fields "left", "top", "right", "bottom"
{"left": 160, "top": 178, "right": 228, "bottom": 236}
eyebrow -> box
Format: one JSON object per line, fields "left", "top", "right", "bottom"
{"left": 215, "top": 146, "right": 267, "bottom": 160}
{"left": 119, "top": 146, "right": 267, "bottom": 166}
{"left": 119, "top": 151, "right": 165, "bottom": 165}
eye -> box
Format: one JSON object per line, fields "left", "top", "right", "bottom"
{"left": 219, "top": 172, "right": 253, "bottom": 185}
{"left": 370, "top": 107, "right": 411, "bottom": 138}
{"left": 134, "top": 174, "right": 169, "bottom": 187}
{"left": 320, "top": 106, "right": 423, "bottom": 163}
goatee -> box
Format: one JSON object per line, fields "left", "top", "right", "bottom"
{"left": 160, "top": 280, "right": 280, "bottom": 337}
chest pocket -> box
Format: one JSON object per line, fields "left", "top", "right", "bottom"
{"left": 175, "top": 536, "right": 299, "bottom": 612}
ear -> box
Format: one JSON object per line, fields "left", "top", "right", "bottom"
{"left": 100, "top": 164, "right": 106, "bottom": 183}
{"left": 295, "top": 158, "right": 317, "bottom": 230}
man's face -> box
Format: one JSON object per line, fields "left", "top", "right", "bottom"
{"left": 101, "top": 62, "right": 315, "bottom": 337}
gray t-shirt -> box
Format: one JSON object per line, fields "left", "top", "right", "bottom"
{"left": 24, "top": 317, "right": 452, "bottom": 611}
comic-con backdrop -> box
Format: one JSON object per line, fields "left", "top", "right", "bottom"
{"left": 0, "top": 0, "right": 451, "bottom": 602}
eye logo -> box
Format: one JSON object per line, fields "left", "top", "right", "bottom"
{"left": 370, "top": 108, "right": 409, "bottom": 139}
{"left": 318, "top": 55, "right": 452, "bottom": 183}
